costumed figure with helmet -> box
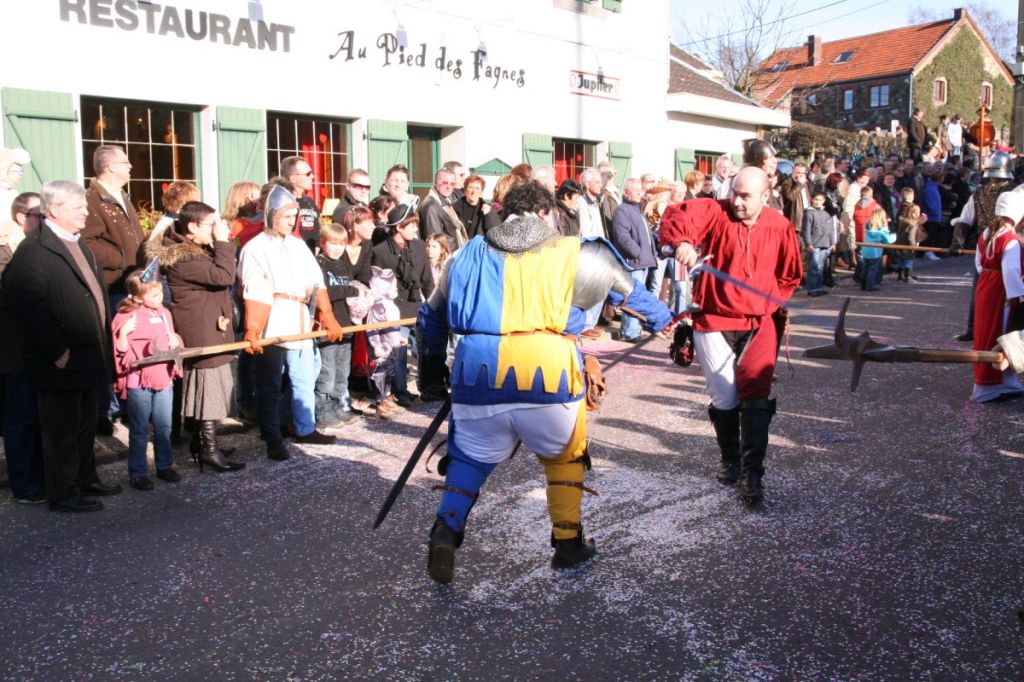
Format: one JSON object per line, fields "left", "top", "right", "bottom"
{"left": 949, "top": 150, "right": 1018, "bottom": 343}
{"left": 970, "top": 188, "right": 1024, "bottom": 402}
{"left": 237, "top": 185, "right": 344, "bottom": 461}
{"left": 417, "top": 181, "right": 674, "bottom": 584}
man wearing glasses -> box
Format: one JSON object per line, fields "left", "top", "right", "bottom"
{"left": 281, "top": 156, "right": 321, "bottom": 252}
{"left": 331, "top": 168, "right": 372, "bottom": 225}
{"left": 82, "top": 145, "right": 145, "bottom": 436}
{"left": 417, "top": 168, "right": 463, "bottom": 252}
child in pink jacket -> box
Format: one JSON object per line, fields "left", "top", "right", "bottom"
{"left": 111, "top": 268, "right": 184, "bottom": 491}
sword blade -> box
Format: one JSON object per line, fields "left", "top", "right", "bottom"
{"left": 372, "top": 398, "right": 452, "bottom": 530}
{"left": 697, "top": 263, "right": 790, "bottom": 310}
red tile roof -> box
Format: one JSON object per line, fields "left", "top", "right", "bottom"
{"left": 753, "top": 18, "right": 956, "bottom": 105}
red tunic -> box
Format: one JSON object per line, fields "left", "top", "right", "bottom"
{"left": 973, "top": 228, "right": 1020, "bottom": 386}
{"left": 659, "top": 199, "right": 803, "bottom": 332}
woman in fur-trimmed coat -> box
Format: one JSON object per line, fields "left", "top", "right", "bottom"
{"left": 146, "top": 201, "right": 243, "bottom": 473}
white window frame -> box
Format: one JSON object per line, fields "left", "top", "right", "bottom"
{"left": 842, "top": 89, "right": 854, "bottom": 111}
{"left": 869, "top": 84, "right": 889, "bottom": 108}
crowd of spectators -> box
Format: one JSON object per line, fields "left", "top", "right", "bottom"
{"left": 1, "top": 119, "right": 1021, "bottom": 510}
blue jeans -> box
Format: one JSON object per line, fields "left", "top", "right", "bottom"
{"left": 861, "top": 258, "right": 883, "bottom": 289}
{"left": 807, "top": 248, "right": 829, "bottom": 292}
{"left": 256, "top": 344, "right": 318, "bottom": 441}
{"left": 316, "top": 339, "right": 353, "bottom": 418}
{"left": 2, "top": 369, "right": 44, "bottom": 497}
{"left": 647, "top": 257, "right": 671, "bottom": 301}
{"left": 126, "top": 386, "right": 173, "bottom": 478}
{"left": 619, "top": 268, "right": 649, "bottom": 340}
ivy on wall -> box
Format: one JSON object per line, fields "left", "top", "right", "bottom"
{"left": 912, "top": 25, "right": 1011, "bottom": 136}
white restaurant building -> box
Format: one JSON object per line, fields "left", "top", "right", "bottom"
{"left": 0, "top": 0, "right": 788, "bottom": 212}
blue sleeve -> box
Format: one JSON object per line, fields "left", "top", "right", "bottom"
{"left": 417, "top": 300, "right": 449, "bottom": 358}
{"left": 609, "top": 281, "right": 673, "bottom": 333}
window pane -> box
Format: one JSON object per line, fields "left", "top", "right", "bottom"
{"left": 151, "top": 144, "right": 173, "bottom": 180}
{"left": 127, "top": 143, "right": 151, "bottom": 180}
{"left": 82, "top": 141, "right": 99, "bottom": 178}
{"left": 127, "top": 107, "right": 150, "bottom": 143}
{"left": 129, "top": 179, "right": 152, "bottom": 210}
{"left": 151, "top": 108, "right": 172, "bottom": 145}
{"left": 279, "top": 117, "right": 297, "bottom": 150}
{"left": 173, "top": 110, "right": 194, "bottom": 145}
{"left": 81, "top": 102, "right": 101, "bottom": 142}
{"left": 100, "top": 104, "right": 126, "bottom": 142}
{"left": 411, "top": 138, "right": 434, "bottom": 185}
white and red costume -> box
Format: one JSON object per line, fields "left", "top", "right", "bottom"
{"left": 971, "top": 226, "right": 1024, "bottom": 402}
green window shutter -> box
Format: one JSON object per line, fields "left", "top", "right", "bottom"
{"left": 216, "top": 106, "right": 266, "bottom": 203}
{"left": 2, "top": 88, "right": 77, "bottom": 192}
{"left": 522, "top": 133, "right": 553, "bottom": 167}
{"left": 607, "top": 141, "right": 632, "bottom": 180}
{"left": 674, "top": 148, "right": 695, "bottom": 181}
{"left": 367, "top": 119, "right": 409, "bottom": 192}
{"left": 731, "top": 153, "right": 743, "bottom": 167}
{"left": 603, "top": 0, "right": 622, "bottom": 11}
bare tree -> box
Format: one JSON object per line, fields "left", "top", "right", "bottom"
{"left": 908, "top": 2, "right": 1014, "bottom": 62}
{"left": 678, "top": 0, "right": 798, "bottom": 97}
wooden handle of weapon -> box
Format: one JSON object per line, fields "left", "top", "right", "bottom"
{"left": 854, "top": 242, "right": 975, "bottom": 255}
{"left": 131, "top": 317, "right": 417, "bottom": 368}
{"left": 915, "top": 349, "right": 1004, "bottom": 363}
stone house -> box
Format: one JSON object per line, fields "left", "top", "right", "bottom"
{"left": 751, "top": 9, "right": 1013, "bottom": 142}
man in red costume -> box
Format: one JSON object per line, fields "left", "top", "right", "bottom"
{"left": 660, "top": 167, "right": 803, "bottom": 506}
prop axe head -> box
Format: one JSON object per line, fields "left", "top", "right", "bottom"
{"left": 802, "top": 298, "right": 885, "bottom": 392}
{"left": 129, "top": 336, "right": 185, "bottom": 370}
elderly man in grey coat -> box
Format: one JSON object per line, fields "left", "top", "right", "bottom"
{"left": 611, "top": 178, "right": 658, "bottom": 341}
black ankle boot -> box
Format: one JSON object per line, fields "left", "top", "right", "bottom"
{"left": 198, "top": 420, "right": 244, "bottom": 473}
{"left": 551, "top": 529, "right": 597, "bottom": 569}
{"left": 708, "top": 404, "right": 741, "bottom": 484}
{"left": 737, "top": 398, "right": 775, "bottom": 506}
{"left": 427, "top": 518, "right": 461, "bottom": 584}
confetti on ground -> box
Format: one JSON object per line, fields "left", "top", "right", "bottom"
{"left": 0, "top": 259, "right": 1020, "bottom": 680}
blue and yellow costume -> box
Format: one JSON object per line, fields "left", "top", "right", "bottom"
{"left": 418, "top": 213, "right": 672, "bottom": 581}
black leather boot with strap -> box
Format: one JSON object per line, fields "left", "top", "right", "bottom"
{"left": 708, "top": 405, "right": 741, "bottom": 484}
{"left": 737, "top": 398, "right": 776, "bottom": 506}
{"left": 197, "top": 420, "right": 245, "bottom": 473}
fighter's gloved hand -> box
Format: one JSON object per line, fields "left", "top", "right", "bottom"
{"left": 315, "top": 288, "right": 344, "bottom": 343}
{"left": 243, "top": 300, "right": 271, "bottom": 355}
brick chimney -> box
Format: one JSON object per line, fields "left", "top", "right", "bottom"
{"left": 807, "top": 35, "right": 822, "bottom": 66}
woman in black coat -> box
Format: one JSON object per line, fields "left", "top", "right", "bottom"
{"left": 148, "top": 201, "right": 243, "bottom": 473}
{"left": 452, "top": 174, "right": 500, "bottom": 240}
{"left": 371, "top": 211, "right": 434, "bottom": 404}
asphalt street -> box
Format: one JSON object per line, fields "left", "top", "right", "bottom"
{"left": 1, "top": 256, "right": 1022, "bottom": 680}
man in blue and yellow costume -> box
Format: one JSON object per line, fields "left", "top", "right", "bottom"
{"left": 418, "top": 181, "right": 674, "bottom": 583}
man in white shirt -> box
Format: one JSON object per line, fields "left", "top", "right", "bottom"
{"left": 239, "top": 185, "right": 343, "bottom": 460}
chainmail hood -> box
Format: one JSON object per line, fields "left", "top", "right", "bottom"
{"left": 484, "top": 213, "right": 559, "bottom": 254}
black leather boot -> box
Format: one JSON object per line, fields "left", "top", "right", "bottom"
{"left": 427, "top": 518, "right": 461, "bottom": 584}
{"left": 709, "top": 405, "right": 741, "bottom": 484}
{"left": 197, "top": 420, "right": 244, "bottom": 473}
{"left": 190, "top": 428, "right": 236, "bottom": 457}
{"left": 551, "top": 529, "right": 597, "bottom": 569}
{"left": 737, "top": 398, "right": 776, "bottom": 506}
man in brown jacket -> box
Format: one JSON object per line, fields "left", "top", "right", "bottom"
{"left": 82, "top": 145, "right": 144, "bottom": 434}
{"left": 82, "top": 145, "right": 144, "bottom": 300}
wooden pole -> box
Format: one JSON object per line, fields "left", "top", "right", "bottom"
{"left": 131, "top": 317, "right": 417, "bottom": 369}
{"left": 853, "top": 242, "right": 975, "bottom": 255}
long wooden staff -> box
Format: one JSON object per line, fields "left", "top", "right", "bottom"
{"left": 130, "top": 317, "right": 416, "bottom": 369}
{"left": 854, "top": 242, "right": 975, "bottom": 255}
